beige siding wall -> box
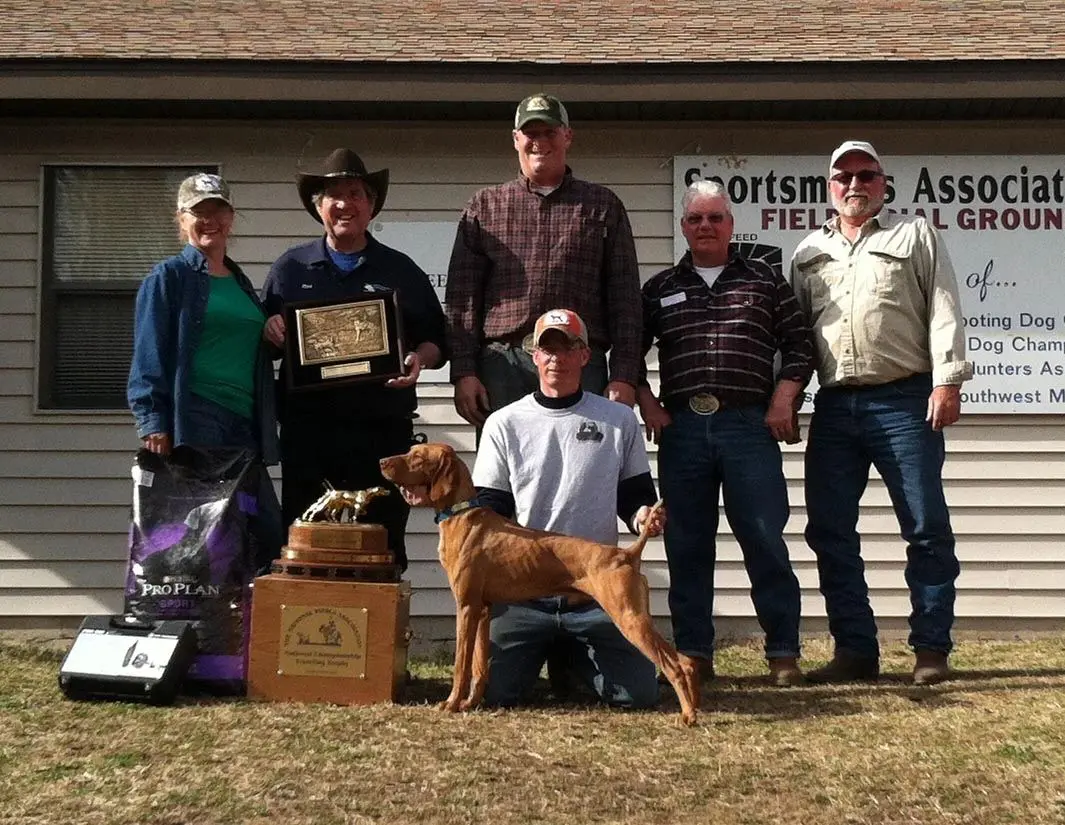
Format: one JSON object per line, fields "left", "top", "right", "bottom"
{"left": 2, "top": 118, "right": 1064, "bottom": 634}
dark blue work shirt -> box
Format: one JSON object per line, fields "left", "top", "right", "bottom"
{"left": 127, "top": 244, "right": 280, "bottom": 464}
{"left": 262, "top": 234, "right": 448, "bottom": 424}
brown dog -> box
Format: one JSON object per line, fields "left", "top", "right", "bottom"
{"left": 380, "top": 442, "right": 699, "bottom": 725}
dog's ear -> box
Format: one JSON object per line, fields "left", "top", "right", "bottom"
{"left": 427, "top": 445, "right": 463, "bottom": 506}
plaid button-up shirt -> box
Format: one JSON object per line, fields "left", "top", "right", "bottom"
{"left": 445, "top": 169, "right": 642, "bottom": 384}
{"left": 641, "top": 251, "right": 814, "bottom": 409}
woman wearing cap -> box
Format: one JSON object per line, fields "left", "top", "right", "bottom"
{"left": 262, "top": 148, "right": 447, "bottom": 571}
{"left": 127, "top": 173, "right": 282, "bottom": 556}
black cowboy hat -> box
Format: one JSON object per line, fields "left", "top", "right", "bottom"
{"left": 297, "top": 148, "right": 390, "bottom": 222}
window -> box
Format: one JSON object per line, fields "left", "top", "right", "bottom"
{"left": 38, "top": 165, "right": 216, "bottom": 409}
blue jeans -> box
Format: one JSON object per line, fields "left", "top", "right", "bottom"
{"left": 804, "top": 373, "right": 960, "bottom": 658}
{"left": 657, "top": 405, "right": 801, "bottom": 660}
{"left": 185, "top": 393, "right": 284, "bottom": 571}
{"left": 485, "top": 598, "right": 659, "bottom": 709}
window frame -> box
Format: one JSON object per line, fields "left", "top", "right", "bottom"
{"left": 35, "top": 161, "right": 222, "bottom": 414}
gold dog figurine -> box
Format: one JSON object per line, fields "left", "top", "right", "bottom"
{"left": 298, "top": 484, "right": 390, "bottom": 523}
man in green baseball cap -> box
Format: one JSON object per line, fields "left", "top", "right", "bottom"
{"left": 513, "top": 93, "right": 570, "bottom": 130}
{"left": 446, "top": 92, "right": 642, "bottom": 427}
{"left": 446, "top": 92, "right": 643, "bottom": 700}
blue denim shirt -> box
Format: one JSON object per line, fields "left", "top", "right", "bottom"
{"left": 127, "top": 244, "right": 280, "bottom": 464}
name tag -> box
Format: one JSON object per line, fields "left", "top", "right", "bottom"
{"left": 660, "top": 292, "right": 686, "bottom": 307}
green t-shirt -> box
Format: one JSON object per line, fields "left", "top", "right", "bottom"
{"left": 189, "top": 275, "right": 265, "bottom": 419}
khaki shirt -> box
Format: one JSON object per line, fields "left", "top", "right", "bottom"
{"left": 789, "top": 211, "right": 973, "bottom": 388}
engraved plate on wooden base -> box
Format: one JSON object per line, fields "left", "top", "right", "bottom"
{"left": 277, "top": 604, "right": 368, "bottom": 678}
{"left": 247, "top": 575, "right": 411, "bottom": 705}
{"left": 287, "top": 521, "right": 389, "bottom": 554}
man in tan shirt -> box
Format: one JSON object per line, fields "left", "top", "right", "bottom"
{"left": 790, "top": 140, "right": 973, "bottom": 686}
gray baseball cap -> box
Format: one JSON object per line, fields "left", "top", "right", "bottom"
{"left": 177, "top": 173, "right": 233, "bottom": 211}
{"left": 514, "top": 93, "right": 570, "bottom": 130}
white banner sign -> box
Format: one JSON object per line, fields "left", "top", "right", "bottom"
{"left": 674, "top": 155, "right": 1065, "bottom": 413}
{"left": 372, "top": 219, "right": 454, "bottom": 385}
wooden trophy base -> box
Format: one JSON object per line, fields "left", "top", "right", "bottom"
{"left": 287, "top": 520, "right": 389, "bottom": 552}
{"left": 247, "top": 575, "right": 412, "bottom": 705}
{"left": 275, "top": 521, "right": 400, "bottom": 582}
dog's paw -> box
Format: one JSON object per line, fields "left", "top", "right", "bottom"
{"left": 438, "top": 698, "right": 462, "bottom": 713}
{"left": 680, "top": 709, "right": 698, "bottom": 727}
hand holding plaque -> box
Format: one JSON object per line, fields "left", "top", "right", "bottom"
{"left": 283, "top": 289, "right": 405, "bottom": 391}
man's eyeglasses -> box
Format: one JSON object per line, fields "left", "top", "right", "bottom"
{"left": 683, "top": 212, "right": 729, "bottom": 226}
{"left": 534, "top": 342, "right": 585, "bottom": 357}
{"left": 830, "top": 170, "right": 884, "bottom": 186}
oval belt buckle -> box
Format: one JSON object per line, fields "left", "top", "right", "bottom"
{"left": 688, "top": 393, "right": 720, "bottom": 415}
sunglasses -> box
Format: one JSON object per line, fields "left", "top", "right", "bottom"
{"left": 683, "top": 212, "right": 730, "bottom": 226}
{"left": 535, "top": 341, "right": 585, "bottom": 355}
{"left": 830, "top": 170, "right": 884, "bottom": 185}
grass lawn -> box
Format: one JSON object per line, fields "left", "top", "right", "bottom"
{"left": 2, "top": 637, "right": 1064, "bottom": 825}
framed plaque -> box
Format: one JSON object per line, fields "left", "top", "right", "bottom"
{"left": 284, "top": 290, "right": 406, "bottom": 392}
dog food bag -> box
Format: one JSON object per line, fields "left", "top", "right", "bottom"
{"left": 123, "top": 447, "right": 262, "bottom": 694}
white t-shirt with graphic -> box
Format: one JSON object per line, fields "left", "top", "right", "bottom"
{"left": 473, "top": 393, "right": 650, "bottom": 546}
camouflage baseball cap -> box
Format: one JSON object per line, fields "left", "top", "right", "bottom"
{"left": 514, "top": 93, "right": 570, "bottom": 130}
{"left": 176, "top": 173, "right": 233, "bottom": 211}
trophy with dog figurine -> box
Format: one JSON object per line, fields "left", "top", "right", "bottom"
{"left": 273, "top": 482, "right": 399, "bottom": 582}
{"left": 248, "top": 480, "right": 412, "bottom": 706}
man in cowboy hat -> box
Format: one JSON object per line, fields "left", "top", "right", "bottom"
{"left": 445, "top": 93, "right": 643, "bottom": 428}
{"left": 262, "top": 148, "right": 447, "bottom": 570}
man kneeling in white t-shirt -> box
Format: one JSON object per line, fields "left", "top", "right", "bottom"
{"left": 472, "top": 308, "right": 665, "bottom": 709}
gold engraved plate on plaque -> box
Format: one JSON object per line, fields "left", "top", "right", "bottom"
{"left": 688, "top": 393, "right": 721, "bottom": 415}
{"left": 321, "top": 361, "right": 371, "bottom": 379}
{"left": 296, "top": 299, "right": 390, "bottom": 366}
{"left": 278, "top": 604, "right": 369, "bottom": 678}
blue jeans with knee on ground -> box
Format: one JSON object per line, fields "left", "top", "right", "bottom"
{"left": 485, "top": 598, "right": 659, "bottom": 709}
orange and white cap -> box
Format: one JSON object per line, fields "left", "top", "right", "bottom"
{"left": 531, "top": 308, "right": 589, "bottom": 348}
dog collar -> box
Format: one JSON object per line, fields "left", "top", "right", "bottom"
{"left": 434, "top": 497, "right": 482, "bottom": 524}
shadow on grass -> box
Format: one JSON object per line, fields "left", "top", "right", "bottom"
{"left": 691, "top": 669, "right": 1065, "bottom": 721}
{"left": 396, "top": 665, "right": 1065, "bottom": 723}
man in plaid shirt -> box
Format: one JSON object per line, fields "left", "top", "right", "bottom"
{"left": 445, "top": 93, "right": 643, "bottom": 427}
{"left": 638, "top": 179, "right": 814, "bottom": 688}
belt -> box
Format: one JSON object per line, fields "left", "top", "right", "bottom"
{"left": 665, "top": 392, "right": 725, "bottom": 416}
{"left": 484, "top": 334, "right": 528, "bottom": 349}
{"left": 821, "top": 372, "right": 931, "bottom": 393}
{"left": 527, "top": 596, "right": 597, "bottom": 613}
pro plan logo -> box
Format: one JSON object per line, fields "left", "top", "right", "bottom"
{"left": 575, "top": 421, "right": 604, "bottom": 443}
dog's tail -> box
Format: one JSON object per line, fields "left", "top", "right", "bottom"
{"left": 620, "top": 498, "right": 664, "bottom": 562}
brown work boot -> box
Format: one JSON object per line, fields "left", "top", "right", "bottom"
{"left": 805, "top": 651, "right": 879, "bottom": 684}
{"left": 768, "top": 656, "right": 804, "bottom": 687}
{"left": 912, "top": 649, "right": 950, "bottom": 685}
